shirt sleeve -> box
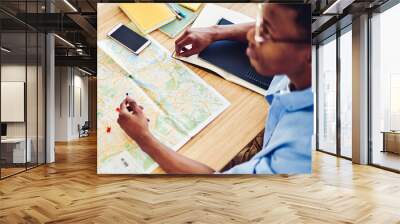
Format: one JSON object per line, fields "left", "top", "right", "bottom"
{"left": 222, "top": 159, "right": 273, "bottom": 174}
{"left": 223, "top": 108, "right": 313, "bottom": 174}
{"left": 256, "top": 108, "right": 313, "bottom": 174}
{"left": 257, "top": 137, "right": 312, "bottom": 174}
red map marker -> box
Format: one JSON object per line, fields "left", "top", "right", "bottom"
{"left": 106, "top": 126, "right": 111, "bottom": 133}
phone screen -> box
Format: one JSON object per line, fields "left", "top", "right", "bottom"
{"left": 109, "top": 25, "right": 150, "bottom": 53}
{"left": 217, "top": 18, "right": 234, "bottom": 25}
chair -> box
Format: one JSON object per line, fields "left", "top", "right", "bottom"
{"left": 78, "top": 121, "right": 90, "bottom": 138}
{"left": 221, "top": 129, "right": 265, "bottom": 172}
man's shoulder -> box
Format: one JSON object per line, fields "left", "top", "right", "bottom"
{"left": 278, "top": 107, "right": 313, "bottom": 135}
{"left": 265, "top": 107, "right": 313, "bottom": 152}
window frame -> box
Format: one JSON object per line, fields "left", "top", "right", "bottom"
{"left": 315, "top": 23, "right": 353, "bottom": 161}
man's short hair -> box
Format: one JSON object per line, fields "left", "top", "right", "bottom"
{"left": 284, "top": 4, "right": 311, "bottom": 41}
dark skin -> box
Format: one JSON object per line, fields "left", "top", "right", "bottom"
{"left": 174, "top": 23, "right": 254, "bottom": 57}
{"left": 118, "top": 5, "right": 311, "bottom": 174}
{"left": 117, "top": 97, "right": 214, "bottom": 174}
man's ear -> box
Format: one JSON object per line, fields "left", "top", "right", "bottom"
{"left": 304, "top": 46, "right": 311, "bottom": 63}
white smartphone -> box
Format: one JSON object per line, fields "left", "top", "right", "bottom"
{"left": 107, "top": 23, "right": 151, "bottom": 55}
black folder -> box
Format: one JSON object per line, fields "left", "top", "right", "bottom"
{"left": 198, "top": 18, "right": 273, "bottom": 91}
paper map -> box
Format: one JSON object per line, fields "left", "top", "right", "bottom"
{"left": 97, "top": 33, "right": 230, "bottom": 174}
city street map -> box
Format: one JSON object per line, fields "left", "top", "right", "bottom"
{"left": 97, "top": 30, "right": 230, "bottom": 174}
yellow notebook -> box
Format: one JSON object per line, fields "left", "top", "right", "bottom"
{"left": 179, "top": 3, "right": 202, "bottom": 12}
{"left": 119, "top": 3, "right": 176, "bottom": 34}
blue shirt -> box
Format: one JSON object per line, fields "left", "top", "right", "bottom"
{"left": 224, "top": 76, "right": 313, "bottom": 174}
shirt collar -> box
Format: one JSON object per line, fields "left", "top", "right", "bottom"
{"left": 277, "top": 88, "right": 313, "bottom": 112}
{"left": 265, "top": 75, "right": 313, "bottom": 112}
{"left": 265, "top": 75, "right": 289, "bottom": 97}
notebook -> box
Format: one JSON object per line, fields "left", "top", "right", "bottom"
{"left": 179, "top": 3, "right": 202, "bottom": 11}
{"left": 173, "top": 4, "right": 269, "bottom": 95}
{"left": 119, "top": 3, "right": 176, "bottom": 34}
{"left": 198, "top": 18, "right": 273, "bottom": 90}
{"left": 159, "top": 3, "right": 200, "bottom": 38}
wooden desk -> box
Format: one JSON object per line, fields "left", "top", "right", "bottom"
{"left": 1, "top": 138, "right": 32, "bottom": 163}
{"left": 381, "top": 131, "right": 400, "bottom": 154}
{"left": 97, "top": 3, "right": 268, "bottom": 173}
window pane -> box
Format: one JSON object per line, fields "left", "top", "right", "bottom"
{"left": 371, "top": 3, "right": 400, "bottom": 171}
{"left": 1, "top": 30, "right": 28, "bottom": 177}
{"left": 318, "top": 37, "right": 337, "bottom": 154}
{"left": 340, "top": 29, "right": 352, "bottom": 158}
{"left": 0, "top": 0, "right": 46, "bottom": 179}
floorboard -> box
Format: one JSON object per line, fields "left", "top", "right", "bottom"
{"left": 1, "top": 134, "right": 400, "bottom": 223}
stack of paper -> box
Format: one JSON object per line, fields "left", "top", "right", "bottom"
{"left": 159, "top": 3, "right": 201, "bottom": 38}
{"left": 179, "top": 3, "right": 202, "bottom": 11}
{"left": 120, "top": 3, "right": 176, "bottom": 34}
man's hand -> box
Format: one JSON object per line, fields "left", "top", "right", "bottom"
{"left": 175, "top": 26, "right": 217, "bottom": 57}
{"left": 175, "top": 23, "right": 255, "bottom": 58}
{"left": 117, "top": 96, "right": 151, "bottom": 145}
{"left": 117, "top": 97, "right": 215, "bottom": 174}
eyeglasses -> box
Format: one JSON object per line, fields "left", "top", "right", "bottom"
{"left": 255, "top": 3, "right": 267, "bottom": 45}
{"left": 254, "top": 3, "right": 310, "bottom": 46}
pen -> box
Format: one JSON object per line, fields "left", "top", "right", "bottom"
{"left": 124, "top": 93, "right": 150, "bottom": 122}
{"left": 167, "top": 3, "right": 185, "bottom": 20}
{"left": 125, "top": 93, "right": 134, "bottom": 112}
{"left": 174, "top": 6, "right": 186, "bottom": 18}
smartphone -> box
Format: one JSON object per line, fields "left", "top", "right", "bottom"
{"left": 217, "top": 18, "right": 234, "bottom": 25}
{"left": 107, "top": 24, "right": 151, "bottom": 54}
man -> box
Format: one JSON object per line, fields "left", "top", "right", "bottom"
{"left": 117, "top": 3, "right": 313, "bottom": 174}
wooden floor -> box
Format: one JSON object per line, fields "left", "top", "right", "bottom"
{"left": 372, "top": 150, "right": 400, "bottom": 171}
{"left": 0, "top": 167, "right": 26, "bottom": 178}
{"left": 1, "top": 163, "right": 45, "bottom": 178}
{"left": 1, "top": 134, "right": 400, "bottom": 223}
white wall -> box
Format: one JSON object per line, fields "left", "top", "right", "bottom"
{"left": 46, "top": 7, "right": 56, "bottom": 164}
{"left": 55, "top": 66, "right": 69, "bottom": 141}
{"left": 1, "top": 63, "right": 46, "bottom": 164}
{"left": 1, "top": 65, "right": 32, "bottom": 138}
{"left": 352, "top": 14, "right": 369, "bottom": 164}
{"left": 71, "top": 73, "right": 89, "bottom": 139}
{"left": 54, "top": 67, "right": 89, "bottom": 141}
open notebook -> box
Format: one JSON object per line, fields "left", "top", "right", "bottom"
{"left": 174, "top": 4, "right": 271, "bottom": 95}
{"left": 198, "top": 18, "right": 273, "bottom": 91}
